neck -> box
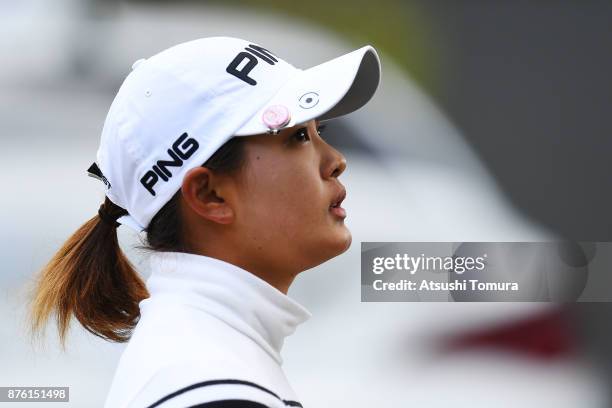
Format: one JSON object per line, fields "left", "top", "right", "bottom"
{"left": 185, "top": 244, "right": 297, "bottom": 295}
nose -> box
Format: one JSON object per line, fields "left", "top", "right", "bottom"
{"left": 310, "top": 120, "right": 347, "bottom": 179}
{"left": 325, "top": 144, "right": 347, "bottom": 179}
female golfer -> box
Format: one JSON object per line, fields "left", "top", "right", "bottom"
{"left": 28, "top": 36, "right": 380, "bottom": 408}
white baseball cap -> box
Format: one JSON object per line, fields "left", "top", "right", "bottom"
{"left": 87, "top": 36, "right": 381, "bottom": 233}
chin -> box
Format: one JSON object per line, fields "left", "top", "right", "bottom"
{"left": 327, "top": 225, "right": 353, "bottom": 257}
{"left": 298, "top": 226, "right": 352, "bottom": 271}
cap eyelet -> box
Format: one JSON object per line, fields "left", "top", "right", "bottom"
{"left": 298, "top": 92, "right": 319, "bottom": 109}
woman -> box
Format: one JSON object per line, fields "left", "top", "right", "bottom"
{"left": 28, "top": 36, "right": 381, "bottom": 408}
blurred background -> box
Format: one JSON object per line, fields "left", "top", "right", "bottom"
{"left": 1, "top": 0, "right": 611, "bottom": 407}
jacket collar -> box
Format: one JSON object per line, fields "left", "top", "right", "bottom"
{"left": 145, "top": 251, "right": 312, "bottom": 364}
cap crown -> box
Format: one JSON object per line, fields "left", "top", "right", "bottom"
{"left": 97, "top": 37, "right": 299, "bottom": 230}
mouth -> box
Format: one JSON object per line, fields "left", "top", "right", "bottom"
{"left": 329, "top": 186, "right": 347, "bottom": 219}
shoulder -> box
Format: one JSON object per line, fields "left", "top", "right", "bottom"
{"left": 105, "top": 305, "right": 296, "bottom": 408}
{"left": 125, "top": 360, "right": 304, "bottom": 408}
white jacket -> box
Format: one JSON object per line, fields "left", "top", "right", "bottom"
{"left": 103, "top": 251, "right": 312, "bottom": 408}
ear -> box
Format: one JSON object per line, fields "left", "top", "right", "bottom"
{"left": 181, "top": 167, "right": 235, "bottom": 225}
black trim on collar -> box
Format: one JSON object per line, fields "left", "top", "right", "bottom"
{"left": 145, "top": 379, "right": 303, "bottom": 408}
{"left": 188, "top": 400, "right": 268, "bottom": 408}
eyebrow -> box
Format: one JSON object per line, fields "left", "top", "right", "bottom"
{"left": 279, "top": 119, "right": 321, "bottom": 137}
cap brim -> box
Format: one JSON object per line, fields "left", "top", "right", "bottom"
{"left": 234, "top": 45, "right": 381, "bottom": 136}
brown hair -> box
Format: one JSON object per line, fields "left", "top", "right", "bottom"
{"left": 27, "top": 136, "right": 247, "bottom": 349}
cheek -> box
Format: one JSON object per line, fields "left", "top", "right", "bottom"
{"left": 241, "top": 159, "right": 325, "bottom": 232}
{"left": 236, "top": 153, "right": 351, "bottom": 266}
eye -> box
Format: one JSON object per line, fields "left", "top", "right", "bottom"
{"left": 290, "top": 124, "right": 327, "bottom": 144}
{"left": 292, "top": 127, "right": 310, "bottom": 142}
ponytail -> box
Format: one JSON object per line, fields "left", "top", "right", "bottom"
{"left": 27, "top": 197, "right": 149, "bottom": 349}
{"left": 27, "top": 136, "right": 247, "bottom": 349}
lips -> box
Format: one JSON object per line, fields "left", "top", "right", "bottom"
{"left": 329, "top": 186, "right": 347, "bottom": 219}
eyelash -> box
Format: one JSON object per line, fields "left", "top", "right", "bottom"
{"left": 292, "top": 124, "right": 327, "bottom": 142}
